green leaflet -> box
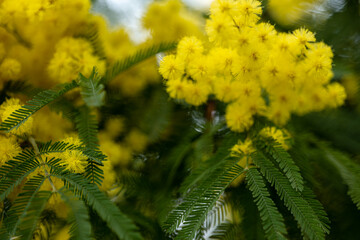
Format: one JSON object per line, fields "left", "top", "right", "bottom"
{"left": 246, "top": 168, "right": 287, "bottom": 240}
{"left": 257, "top": 138, "right": 304, "bottom": 192}
{"left": 75, "top": 106, "right": 105, "bottom": 185}
{"left": 78, "top": 67, "right": 106, "bottom": 107}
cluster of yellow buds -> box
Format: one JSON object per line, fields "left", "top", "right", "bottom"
{"left": 159, "top": 0, "right": 346, "bottom": 132}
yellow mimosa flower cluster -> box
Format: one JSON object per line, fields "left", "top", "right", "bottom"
{"left": 159, "top": 0, "right": 346, "bottom": 132}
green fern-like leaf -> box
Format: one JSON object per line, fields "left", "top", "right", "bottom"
{"left": 163, "top": 155, "right": 244, "bottom": 239}
{"left": 15, "top": 190, "right": 53, "bottom": 240}
{"left": 50, "top": 170, "right": 142, "bottom": 240}
{"left": 320, "top": 144, "right": 360, "bottom": 210}
{"left": 0, "top": 175, "right": 46, "bottom": 239}
{"left": 246, "top": 167, "right": 287, "bottom": 240}
{"left": 78, "top": 67, "right": 106, "bottom": 107}
{"left": 57, "top": 188, "right": 92, "bottom": 240}
{"left": 104, "top": 42, "right": 177, "bottom": 84}
{"left": 258, "top": 139, "right": 304, "bottom": 192}
{"left": 0, "top": 141, "right": 81, "bottom": 201}
{"left": 301, "top": 186, "right": 330, "bottom": 234}
{"left": 174, "top": 162, "right": 244, "bottom": 240}
{"left": 0, "top": 80, "right": 78, "bottom": 133}
{"left": 179, "top": 133, "right": 238, "bottom": 194}
{"left": 75, "top": 106, "right": 105, "bottom": 185}
{"left": 252, "top": 151, "right": 327, "bottom": 240}
{"left": 195, "top": 198, "right": 231, "bottom": 240}
{"left": 0, "top": 149, "right": 41, "bottom": 201}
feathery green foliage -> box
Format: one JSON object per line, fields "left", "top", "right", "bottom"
{"left": 15, "top": 190, "right": 53, "bottom": 240}
{"left": 0, "top": 80, "right": 78, "bottom": 133}
{"left": 78, "top": 67, "right": 106, "bottom": 107}
{"left": 104, "top": 42, "right": 177, "bottom": 84}
{"left": 163, "top": 154, "right": 244, "bottom": 239}
{"left": 246, "top": 167, "right": 287, "bottom": 240}
{"left": 258, "top": 138, "right": 304, "bottom": 192}
{"left": 50, "top": 169, "right": 142, "bottom": 240}
{"left": 58, "top": 188, "right": 92, "bottom": 240}
{"left": 0, "top": 175, "right": 46, "bottom": 239}
{"left": 75, "top": 106, "right": 105, "bottom": 185}
{"left": 319, "top": 144, "right": 360, "bottom": 210}
{"left": 251, "top": 150, "right": 328, "bottom": 240}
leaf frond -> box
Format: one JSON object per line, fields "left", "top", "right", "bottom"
{"left": 251, "top": 151, "right": 327, "bottom": 240}
{"left": 78, "top": 67, "right": 106, "bottom": 107}
{"left": 257, "top": 139, "right": 304, "bottom": 192}
{"left": 50, "top": 170, "right": 142, "bottom": 240}
{"left": 0, "top": 80, "right": 78, "bottom": 133}
{"left": 163, "top": 155, "right": 244, "bottom": 240}
{"left": 75, "top": 106, "right": 105, "bottom": 185}
{"left": 246, "top": 167, "right": 287, "bottom": 240}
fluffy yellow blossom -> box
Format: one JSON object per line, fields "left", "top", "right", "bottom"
{"left": 0, "top": 135, "right": 21, "bottom": 166}
{"left": 234, "top": 0, "right": 262, "bottom": 27}
{"left": 177, "top": 36, "right": 204, "bottom": 61}
{"left": 60, "top": 150, "right": 88, "bottom": 173}
{"left": 260, "top": 127, "right": 291, "bottom": 150}
{"left": 0, "top": 98, "right": 33, "bottom": 135}
{"left": 293, "top": 28, "right": 316, "bottom": 47}
{"left": 231, "top": 138, "right": 255, "bottom": 156}
{"left": 55, "top": 136, "right": 87, "bottom": 173}
{"left": 0, "top": 58, "right": 21, "bottom": 80}
{"left": 159, "top": 55, "right": 184, "bottom": 80}
{"left": 210, "top": 0, "right": 237, "bottom": 16}
{"left": 187, "top": 56, "right": 212, "bottom": 83}
{"left": 206, "top": 16, "right": 235, "bottom": 44}
{"left": 165, "top": 78, "right": 189, "bottom": 100}
{"left": 183, "top": 82, "right": 211, "bottom": 106}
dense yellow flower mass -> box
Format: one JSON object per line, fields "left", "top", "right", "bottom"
{"left": 159, "top": 0, "right": 346, "bottom": 132}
